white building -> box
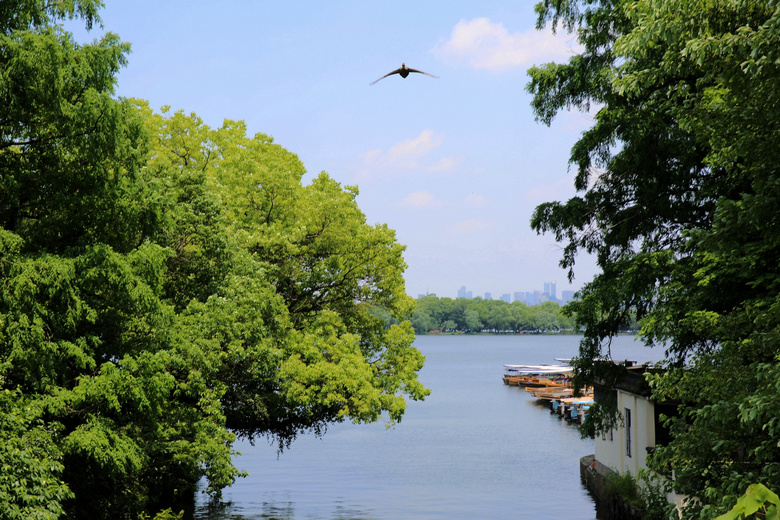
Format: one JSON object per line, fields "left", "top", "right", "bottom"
{"left": 592, "top": 365, "right": 686, "bottom": 509}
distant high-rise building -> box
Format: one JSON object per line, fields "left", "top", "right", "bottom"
{"left": 500, "top": 293, "right": 511, "bottom": 303}
{"left": 526, "top": 291, "right": 542, "bottom": 306}
{"left": 485, "top": 292, "right": 492, "bottom": 300}
{"left": 457, "top": 286, "right": 472, "bottom": 299}
{"left": 544, "top": 281, "right": 558, "bottom": 301}
{"left": 561, "top": 290, "right": 576, "bottom": 305}
{"left": 513, "top": 292, "right": 526, "bottom": 304}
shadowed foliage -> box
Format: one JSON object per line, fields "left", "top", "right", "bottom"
{"left": 527, "top": 0, "right": 780, "bottom": 517}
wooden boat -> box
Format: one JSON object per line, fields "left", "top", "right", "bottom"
{"left": 502, "top": 372, "right": 524, "bottom": 386}
{"left": 526, "top": 386, "right": 575, "bottom": 400}
{"left": 523, "top": 375, "right": 570, "bottom": 388}
{"left": 502, "top": 364, "right": 574, "bottom": 387}
{"left": 502, "top": 365, "right": 574, "bottom": 387}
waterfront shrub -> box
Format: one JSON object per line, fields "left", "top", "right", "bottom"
{"left": 605, "top": 471, "right": 676, "bottom": 520}
{"left": 606, "top": 471, "right": 642, "bottom": 509}
{"left": 637, "top": 470, "right": 676, "bottom": 520}
{"left": 139, "top": 509, "right": 185, "bottom": 520}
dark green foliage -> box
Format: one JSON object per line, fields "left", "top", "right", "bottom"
{"left": 528, "top": 0, "right": 780, "bottom": 517}
{"left": 0, "top": 390, "right": 73, "bottom": 520}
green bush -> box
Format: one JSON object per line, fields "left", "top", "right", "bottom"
{"left": 606, "top": 471, "right": 642, "bottom": 508}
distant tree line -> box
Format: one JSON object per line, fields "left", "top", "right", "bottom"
{"left": 409, "top": 295, "right": 577, "bottom": 334}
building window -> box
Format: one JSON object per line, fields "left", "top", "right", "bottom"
{"left": 625, "top": 408, "right": 632, "bottom": 458}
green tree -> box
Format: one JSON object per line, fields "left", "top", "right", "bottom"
{"left": 528, "top": 0, "right": 780, "bottom": 517}
{"left": 470, "top": 297, "right": 492, "bottom": 330}
{"left": 1, "top": 2, "right": 230, "bottom": 516}
{"left": 138, "top": 104, "right": 429, "bottom": 445}
{"left": 449, "top": 297, "right": 469, "bottom": 330}
{"left": 509, "top": 301, "right": 531, "bottom": 332}
{"left": 441, "top": 320, "right": 458, "bottom": 332}
{"left": 529, "top": 302, "right": 562, "bottom": 332}
{"left": 485, "top": 301, "right": 512, "bottom": 332}
{"left": 464, "top": 308, "right": 483, "bottom": 332}
{"left": 0, "top": 3, "right": 428, "bottom": 516}
{"left": 411, "top": 305, "right": 437, "bottom": 333}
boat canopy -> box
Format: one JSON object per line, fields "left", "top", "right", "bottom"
{"left": 503, "top": 364, "right": 574, "bottom": 374}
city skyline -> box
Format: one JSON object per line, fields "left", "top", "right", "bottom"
{"left": 421, "top": 283, "right": 577, "bottom": 305}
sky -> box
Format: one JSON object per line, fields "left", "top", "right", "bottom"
{"left": 67, "top": 1, "right": 600, "bottom": 300}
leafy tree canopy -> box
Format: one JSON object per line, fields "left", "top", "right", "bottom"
{"left": 528, "top": 0, "right": 780, "bottom": 516}
{"left": 411, "top": 295, "right": 582, "bottom": 334}
{"left": 0, "top": 2, "right": 427, "bottom": 517}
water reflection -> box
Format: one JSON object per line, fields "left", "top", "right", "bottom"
{"left": 196, "top": 499, "right": 383, "bottom": 520}
{"left": 194, "top": 496, "right": 295, "bottom": 520}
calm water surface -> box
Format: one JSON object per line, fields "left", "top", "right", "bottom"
{"left": 194, "top": 334, "right": 664, "bottom": 519}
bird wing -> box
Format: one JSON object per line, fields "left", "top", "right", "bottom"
{"left": 406, "top": 67, "right": 439, "bottom": 79}
{"left": 369, "top": 68, "right": 402, "bottom": 85}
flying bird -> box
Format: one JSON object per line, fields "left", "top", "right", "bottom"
{"left": 370, "top": 63, "right": 439, "bottom": 85}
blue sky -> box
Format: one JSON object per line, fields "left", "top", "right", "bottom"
{"left": 70, "top": 1, "right": 599, "bottom": 299}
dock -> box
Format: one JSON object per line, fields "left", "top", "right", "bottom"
{"left": 503, "top": 362, "right": 593, "bottom": 426}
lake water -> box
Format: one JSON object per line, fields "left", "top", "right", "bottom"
{"left": 193, "top": 334, "right": 665, "bottom": 519}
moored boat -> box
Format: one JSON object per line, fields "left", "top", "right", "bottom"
{"left": 502, "top": 364, "right": 573, "bottom": 387}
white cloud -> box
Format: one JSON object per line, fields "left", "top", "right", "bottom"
{"left": 355, "top": 130, "right": 461, "bottom": 181}
{"left": 400, "top": 191, "right": 435, "bottom": 208}
{"left": 434, "top": 18, "right": 580, "bottom": 70}
{"left": 387, "top": 129, "right": 442, "bottom": 161}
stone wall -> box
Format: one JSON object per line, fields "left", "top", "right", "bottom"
{"left": 580, "top": 454, "right": 644, "bottom": 520}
